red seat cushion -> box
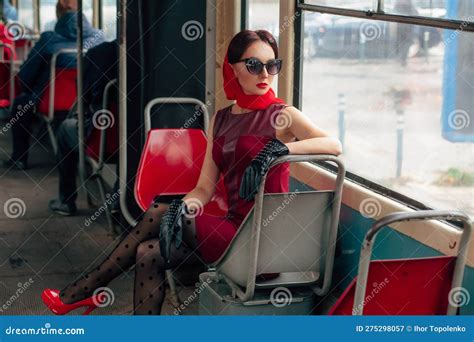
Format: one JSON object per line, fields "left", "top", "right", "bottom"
{"left": 328, "top": 256, "right": 456, "bottom": 315}
{"left": 0, "top": 99, "right": 10, "bottom": 108}
{"left": 134, "top": 128, "right": 227, "bottom": 213}
{"left": 37, "top": 68, "right": 77, "bottom": 114}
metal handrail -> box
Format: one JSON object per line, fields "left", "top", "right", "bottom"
{"left": 352, "top": 210, "right": 472, "bottom": 315}
{"left": 118, "top": 0, "right": 137, "bottom": 227}
{"left": 144, "top": 97, "right": 210, "bottom": 134}
{"left": 240, "top": 154, "right": 345, "bottom": 301}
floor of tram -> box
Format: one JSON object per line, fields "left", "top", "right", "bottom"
{"left": 0, "top": 119, "right": 199, "bottom": 316}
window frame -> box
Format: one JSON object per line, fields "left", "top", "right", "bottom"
{"left": 294, "top": 0, "right": 473, "bottom": 228}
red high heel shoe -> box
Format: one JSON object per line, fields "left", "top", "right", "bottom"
{"left": 41, "top": 289, "right": 104, "bottom": 315}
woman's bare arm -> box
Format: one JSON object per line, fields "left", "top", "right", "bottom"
{"left": 281, "top": 106, "right": 342, "bottom": 155}
{"left": 182, "top": 112, "right": 220, "bottom": 207}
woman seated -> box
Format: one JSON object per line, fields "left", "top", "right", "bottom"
{"left": 41, "top": 29, "right": 342, "bottom": 315}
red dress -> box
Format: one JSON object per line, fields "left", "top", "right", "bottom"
{"left": 194, "top": 103, "right": 290, "bottom": 263}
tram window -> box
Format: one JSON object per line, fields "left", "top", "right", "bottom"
{"left": 301, "top": 13, "right": 474, "bottom": 218}
{"left": 17, "top": 0, "right": 34, "bottom": 30}
{"left": 247, "top": 0, "right": 280, "bottom": 94}
{"left": 101, "top": 0, "right": 117, "bottom": 40}
{"left": 305, "top": 0, "right": 470, "bottom": 21}
{"left": 384, "top": 0, "right": 449, "bottom": 20}
{"left": 40, "top": 0, "right": 93, "bottom": 32}
{"left": 304, "top": 0, "right": 373, "bottom": 11}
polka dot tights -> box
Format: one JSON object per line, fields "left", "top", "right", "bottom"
{"left": 59, "top": 202, "right": 197, "bottom": 315}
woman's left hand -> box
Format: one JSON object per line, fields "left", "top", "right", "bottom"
{"left": 159, "top": 199, "right": 187, "bottom": 263}
{"left": 239, "top": 138, "right": 289, "bottom": 201}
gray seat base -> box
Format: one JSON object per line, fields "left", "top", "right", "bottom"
{"left": 198, "top": 272, "right": 316, "bottom": 315}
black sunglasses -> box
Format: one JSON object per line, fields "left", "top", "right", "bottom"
{"left": 235, "top": 57, "right": 283, "bottom": 75}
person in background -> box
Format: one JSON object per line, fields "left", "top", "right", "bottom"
{"left": 49, "top": 40, "right": 118, "bottom": 216}
{"left": 3, "top": 0, "right": 18, "bottom": 21}
{"left": 2, "top": 0, "right": 103, "bottom": 170}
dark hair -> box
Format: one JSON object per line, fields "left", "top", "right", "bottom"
{"left": 227, "top": 30, "right": 278, "bottom": 64}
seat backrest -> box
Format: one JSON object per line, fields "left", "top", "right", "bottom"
{"left": 328, "top": 256, "right": 456, "bottom": 315}
{"left": 0, "top": 43, "right": 15, "bottom": 106}
{"left": 13, "top": 38, "right": 32, "bottom": 61}
{"left": 216, "top": 190, "right": 334, "bottom": 288}
{"left": 37, "top": 68, "right": 77, "bottom": 113}
{"left": 135, "top": 128, "right": 229, "bottom": 212}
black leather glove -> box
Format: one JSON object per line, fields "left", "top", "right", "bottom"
{"left": 239, "top": 138, "right": 289, "bottom": 201}
{"left": 159, "top": 199, "right": 187, "bottom": 263}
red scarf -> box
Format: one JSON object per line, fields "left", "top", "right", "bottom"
{"left": 222, "top": 53, "right": 285, "bottom": 110}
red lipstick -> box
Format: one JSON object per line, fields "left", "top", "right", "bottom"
{"left": 256, "top": 83, "right": 267, "bottom": 89}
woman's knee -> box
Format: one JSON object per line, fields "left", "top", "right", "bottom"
{"left": 141, "top": 202, "right": 168, "bottom": 223}
{"left": 136, "top": 240, "right": 161, "bottom": 265}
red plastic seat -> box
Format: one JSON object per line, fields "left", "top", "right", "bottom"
{"left": 0, "top": 42, "right": 16, "bottom": 108}
{"left": 12, "top": 38, "right": 32, "bottom": 61}
{"left": 134, "top": 128, "right": 227, "bottom": 215}
{"left": 37, "top": 68, "right": 77, "bottom": 114}
{"left": 329, "top": 256, "right": 456, "bottom": 315}
{"left": 0, "top": 63, "right": 11, "bottom": 108}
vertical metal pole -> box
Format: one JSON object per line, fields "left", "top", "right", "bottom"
{"left": 77, "top": 0, "right": 86, "bottom": 195}
{"left": 33, "top": 0, "right": 40, "bottom": 35}
{"left": 240, "top": 0, "right": 248, "bottom": 31}
{"left": 396, "top": 107, "right": 404, "bottom": 178}
{"left": 292, "top": 0, "right": 304, "bottom": 108}
{"left": 376, "top": 0, "right": 384, "bottom": 13}
{"left": 118, "top": 0, "right": 137, "bottom": 226}
{"left": 92, "top": 0, "right": 100, "bottom": 28}
{"left": 338, "top": 93, "right": 346, "bottom": 150}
